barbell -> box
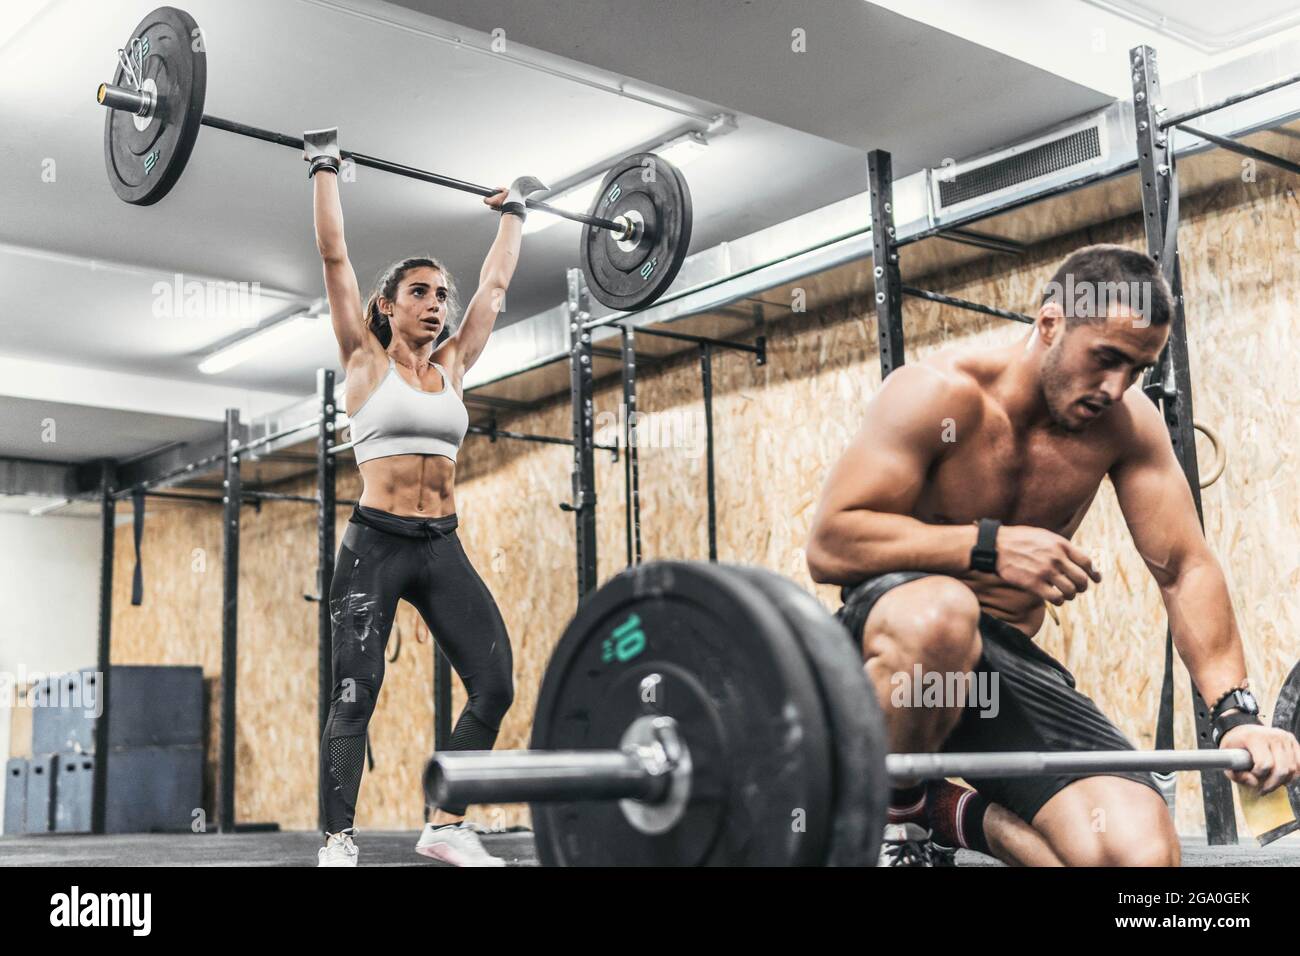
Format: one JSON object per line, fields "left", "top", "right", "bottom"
{"left": 96, "top": 7, "right": 693, "bottom": 312}
{"left": 424, "top": 561, "right": 1300, "bottom": 866}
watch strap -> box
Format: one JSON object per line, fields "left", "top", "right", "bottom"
{"left": 970, "top": 518, "right": 1001, "bottom": 574}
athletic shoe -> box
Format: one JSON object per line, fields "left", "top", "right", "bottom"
{"left": 318, "top": 828, "right": 359, "bottom": 867}
{"left": 878, "top": 822, "right": 939, "bottom": 867}
{"left": 414, "top": 822, "right": 507, "bottom": 867}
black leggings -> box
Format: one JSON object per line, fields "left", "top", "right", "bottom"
{"left": 320, "top": 506, "right": 513, "bottom": 832}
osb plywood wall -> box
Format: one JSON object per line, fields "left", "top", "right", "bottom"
{"left": 112, "top": 171, "right": 1300, "bottom": 839}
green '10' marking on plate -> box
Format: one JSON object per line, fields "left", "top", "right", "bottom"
{"left": 602, "top": 614, "right": 646, "bottom": 663}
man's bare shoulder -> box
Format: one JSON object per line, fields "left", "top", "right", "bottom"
{"left": 1106, "top": 386, "right": 1170, "bottom": 463}
{"left": 876, "top": 349, "right": 990, "bottom": 417}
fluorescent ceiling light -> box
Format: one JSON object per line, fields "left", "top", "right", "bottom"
{"left": 1081, "top": 0, "right": 1300, "bottom": 52}
{"left": 524, "top": 131, "right": 710, "bottom": 237}
{"left": 522, "top": 178, "right": 604, "bottom": 236}
{"left": 199, "top": 315, "right": 318, "bottom": 375}
{"left": 656, "top": 131, "right": 709, "bottom": 169}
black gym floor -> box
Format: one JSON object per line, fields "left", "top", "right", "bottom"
{"left": 1, "top": 831, "right": 1296, "bottom": 866}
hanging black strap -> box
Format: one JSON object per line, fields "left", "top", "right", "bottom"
{"left": 1159, "top": 152, "right": 1179, "bottom": 287}
{"left": 1156, "top": 630, "right": 1176, "bottom": 750}
{"left": 1153, "top": 142, "right": 1180, "bottom": 752}
{"left": 1142, "top": 145, "right": 1181, "bottom": 406}
{"left": 130, "top": 488, "right": 145, "bottom": 606}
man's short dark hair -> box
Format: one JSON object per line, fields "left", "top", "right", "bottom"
{"left": 1039, "top": 244, "right": 1173, "bottom": 328}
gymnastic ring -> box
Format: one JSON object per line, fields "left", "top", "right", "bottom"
{"left": 1194, "top": 419, "right": 1226, "bottom": 489}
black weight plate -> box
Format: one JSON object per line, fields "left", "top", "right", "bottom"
{"left": 103, "top": 7, "right": 206, "bottom": 205}
{"left": 728, "top": 567, "right": 888, "bottom": 866}
{"left": 579, "top": 152, "right": 692, "bottom": 312}
{"left": 530, "top": 561, "right": 833, "bottom": 865}
{"left": 1272, "top": 660, "right": 1300, "bottom": 821}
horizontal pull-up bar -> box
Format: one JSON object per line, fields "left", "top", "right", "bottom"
{"left": 1159, "top": 68, "right": 1300, "bottom": 130}
{"left": 1177, "top": 124, "right": 1300, "bottom": 177}
{"left": 902, "top": 286, "right": 1034, "bottom": 324}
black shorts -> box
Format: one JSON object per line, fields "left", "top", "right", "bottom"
{"left": 838, "top": 572, "right": 1162, "bottom": 824}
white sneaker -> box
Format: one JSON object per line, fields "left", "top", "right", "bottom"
{"left": 318, "top": 828, "right": 359, "bottom": 867}
{"left": 415, "top": 823, "right": 506, "bottom": 867}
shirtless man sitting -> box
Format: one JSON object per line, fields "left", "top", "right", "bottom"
{"left": 806, "top": 244, "right": 1300, "bottom": 866}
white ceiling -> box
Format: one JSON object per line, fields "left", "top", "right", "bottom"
{"left": 399, "top": 0, "right": 1109, "bottom": 162}
{"left": 0, "top": 0, "right": 1169, "bottom": 473}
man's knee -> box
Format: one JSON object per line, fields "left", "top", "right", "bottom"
{"left": 1062, "top": 829, "right": 1180, "bottom": 867}
{"left": 1101, "top": 804, "right": 1181, "bottom": 866}
{"left": 872, "top": 577, "right": 982, "bottom": 671}
{"left": 1108, "top": 835, "right": 1181, "bottom": 867}
{"left": 1039, "top": 786, "right": 1182, "bottom": 867}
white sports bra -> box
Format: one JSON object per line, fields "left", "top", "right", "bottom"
{"left": 347, "top": 358, "right": 469, "bottom": 465}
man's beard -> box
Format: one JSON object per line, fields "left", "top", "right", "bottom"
{"left": 1041, "top": 347, "right": 1088, "bottom": 434}
{"left": 1047, "top": 403, "right": 1086, "bottom": 434}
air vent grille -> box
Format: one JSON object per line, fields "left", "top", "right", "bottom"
{"left": 938, "top": 126, "right": 1102, "bottom": 208}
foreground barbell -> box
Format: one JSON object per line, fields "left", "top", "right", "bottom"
{"left": 422, "top": 561, "right": 1300, "bottom": 866}
{"left": 97, "top": 7, "right": 693, "bottom": 312}
{"left": 432, "top": 739, "right": 1256, "bottom": 807}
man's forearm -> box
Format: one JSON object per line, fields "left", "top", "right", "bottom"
{"left": 1163, "top": 557, "right": 1248, "bottom": 704}
{"left": 807, "top": 511, "right": 978, "bottom": 584}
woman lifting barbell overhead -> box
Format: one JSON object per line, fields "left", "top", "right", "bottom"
{"left": 306, "top": 128, "right": 538, "bottom": 868}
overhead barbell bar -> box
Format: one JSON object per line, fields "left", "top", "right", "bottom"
{"left": 96, "top": 7, "right": 695, "bottom": 312}
{"left": 97, "top": 82, "right": 627, "bottom": 234}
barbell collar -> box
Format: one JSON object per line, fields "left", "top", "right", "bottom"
{"left": 97, "top": 82, "right": 152, "bottom": 117}
{"left": 886, "top": 748, "right": 1254, "bottom": 780}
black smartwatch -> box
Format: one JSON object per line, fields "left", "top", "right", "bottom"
{"left": 969, "top": 518, "right": 1000, "bottom": 574}
{"left": 1210, "top": 687, "right": 1261, "bottom": 746}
